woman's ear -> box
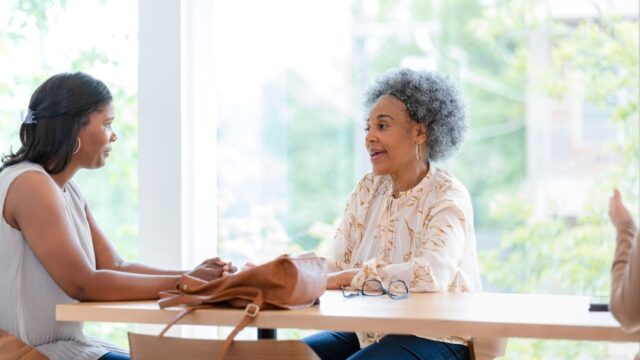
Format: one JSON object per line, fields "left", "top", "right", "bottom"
{"left": 415, "top": 123, "right": 428, "bottom": 144}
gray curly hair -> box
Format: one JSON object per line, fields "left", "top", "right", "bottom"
{"left": 364, "top": 68, "right": 467, "bottom": 162}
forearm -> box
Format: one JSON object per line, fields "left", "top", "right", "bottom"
{"left": 610, "top": 226, "right": 640, "bottom": 333}
{"left": 115, "top": 261, "right": 186, "bottom": 276}
{"left": 76, "top": 270, "right": 180, "bottom": 301}
{"left": 324, "top": 256, "right": 351, "bottom": 273}
{"left": 350, "top": 223, "right": 465, "bottom": 292}
{"left": 351, "top": 257, "right": 445, "bottom": 292}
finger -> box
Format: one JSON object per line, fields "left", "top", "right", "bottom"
{"left": 208, "top": 257, "right": 225, "bottom": 266}
{"left": 202, "top": 257, "right": 222, "bottom": 265}
{"left": 208, "top": 269, "right": 223, "bottom": 279}
{"left": 610, "top": 189, "right": 620, "bottom": 209}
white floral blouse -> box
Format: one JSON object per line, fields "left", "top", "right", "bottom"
{"left": 326, "top": 166, "right": 482, "bottom": 348}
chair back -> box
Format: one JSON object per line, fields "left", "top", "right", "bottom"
{"left": 0, "top": 330, "right": 48, "bottom": 360}
{"left": 470, "top": 337, "right": 508, "bottom": 360}
{"left": 128, "top": 332, "right": 320, "bottom": 360}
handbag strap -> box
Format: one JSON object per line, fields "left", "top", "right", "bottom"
{"left": 218, "top": 290, "right": 264, "bottom": 360}
{"left": 158, "top": 292, "right": 207, "bottom": 309}
{"left": 157, "top": 288, "right": 265, "bottom": 360}
{"left": 159, "top": 286, "right": 266, "bottom": 309}
{"left": 157, "top": 305, "right": 208, "bottom": 337}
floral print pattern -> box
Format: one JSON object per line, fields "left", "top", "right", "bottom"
{"left": 326, "top": 166, "right": 482, "bottom": 348}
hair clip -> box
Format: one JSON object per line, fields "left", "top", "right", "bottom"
{"left": 21, "top": 109, "right": 37, "bottom": 124}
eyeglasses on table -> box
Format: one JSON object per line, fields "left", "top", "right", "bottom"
{"left": 341, "top": 279, "right": 409, "bottom": 300}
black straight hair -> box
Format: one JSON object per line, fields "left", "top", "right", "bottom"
{"left": 1, "top": 72, "right": 112, "bottom": 174}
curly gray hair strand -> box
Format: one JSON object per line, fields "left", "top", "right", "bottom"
{"left": 364, "top": 68, "right": 468, "bottom": 162}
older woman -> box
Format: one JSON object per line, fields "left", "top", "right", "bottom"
{"left": 303, "top": 68, "right": 482, "bottom": 360}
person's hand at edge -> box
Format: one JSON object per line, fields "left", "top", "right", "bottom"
{"left": 609, "top": 189, "right": 636, "bottom": 231}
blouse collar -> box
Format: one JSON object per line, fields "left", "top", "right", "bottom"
{"left": 384, "top": 164, "right": 434, "bottom": 199}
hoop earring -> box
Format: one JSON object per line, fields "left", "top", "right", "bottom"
{"left": 73, "top": 138, "right": 82, "bottom": 155}
{"left": 415, "top": 143, "right": 422, "bottom": 161}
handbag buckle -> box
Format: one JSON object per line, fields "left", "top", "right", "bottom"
{"left": 245, "top": 303, "right": 260, "bottom": 318}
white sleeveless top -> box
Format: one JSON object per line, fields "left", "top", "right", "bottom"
{"left": 0, "top": 162, "right": 124, "bottom": 360}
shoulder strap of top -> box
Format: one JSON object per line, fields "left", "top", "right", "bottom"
{"left": 0, "top": 162, "right": 48, "bottom": 212}
{"left": 65, "top": 180, "right": 87, "bottom": 208}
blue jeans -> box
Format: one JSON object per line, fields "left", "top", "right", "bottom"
{"left": 98, "top": 352, "right": 130, "bottom": 360}
{"left": 303, "top": 331, "right": 469, "bottom": 360}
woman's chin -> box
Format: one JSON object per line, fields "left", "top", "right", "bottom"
{"left": 371, "top": 166, "right": 388, "bottom": 176}
{"left": 90, "top": 159, "right": 107, "bottom": 169}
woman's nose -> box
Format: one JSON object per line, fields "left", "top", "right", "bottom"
{"left": 111, "top": 132, "right": 118, "bottom": 142}
{"left": 365, "top": 129, "right": 376, "bottom": 143}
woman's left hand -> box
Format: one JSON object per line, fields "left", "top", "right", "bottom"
{"left": 326, "top": 269, "right": 359, "bottom": 290}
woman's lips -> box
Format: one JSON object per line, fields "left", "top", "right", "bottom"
{"left": 370, "top": 151, "right": 386, "bottom": 160}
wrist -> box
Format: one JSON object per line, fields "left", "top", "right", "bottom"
{"left": 615, "top": 219, "right": 636, "bottom": 233}
{"left": 172, "top": 275, "right": 182, "bottom": 290}
{"left": 341, "top": 269, "right": 358, "bottom": 287}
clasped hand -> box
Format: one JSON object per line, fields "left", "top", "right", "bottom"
{"left": 186, "top": 257, "right": 256, "bottom": 282}
{"left": 187, "top": 257, "right": 237, "bottom": 281}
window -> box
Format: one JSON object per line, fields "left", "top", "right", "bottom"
{"left": 210, "top": 1, "right": 360, "bottom": 264}
{"left": 189, "top": 0, "right": 638, "bottom": 356}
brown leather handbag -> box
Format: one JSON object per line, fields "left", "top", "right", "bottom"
{"left": 0, "top": 330, "right": 48, "bottom": 360}
{"left": 143, "top": 253, "right": 326, "bottom": 359}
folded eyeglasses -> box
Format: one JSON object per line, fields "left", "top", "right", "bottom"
{"left": 341, "top": 279, "right": 409, "bottom": 300}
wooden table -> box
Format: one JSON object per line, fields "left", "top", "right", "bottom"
{"left": 56, "top": 291, "right": 640, "bottom": 342}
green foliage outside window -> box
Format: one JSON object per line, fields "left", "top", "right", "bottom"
{"left": 0, "top": 0, "right": 637, "bottom": 357}
{"left": 478, "top": 8, "right": 638, "bottom": 357}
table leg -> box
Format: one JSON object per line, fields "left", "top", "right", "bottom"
{"left": 258, "top": 328, "right": 277, "bottom": 339}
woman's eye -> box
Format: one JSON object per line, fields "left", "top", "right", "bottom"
{"left": 364, "top": 126, "right": 370, "bottom": 132}
{"left": 377, "top": 124, "right": 388, "bottom": 130}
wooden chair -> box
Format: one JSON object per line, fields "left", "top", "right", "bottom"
{"left": 470, "top": 337, "right": 508, "bottom": 360}
{"left": 128, "top": 332, "right": 319, "bottom": 360}
{"left": 129, "top": 332, "right": 506, "bottom": 360}
{"left": 0, "top": 330, "right": 47, "bottom": 360}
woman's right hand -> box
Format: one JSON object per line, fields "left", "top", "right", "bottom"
{"left": 326, "top": 269, "right": 359, "bottom": 290}
{"left": 609, "top": 189, "right": 635, "bottom": 231}
{"left": 187, "top": 257, "right": 237, "bottom": 281}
